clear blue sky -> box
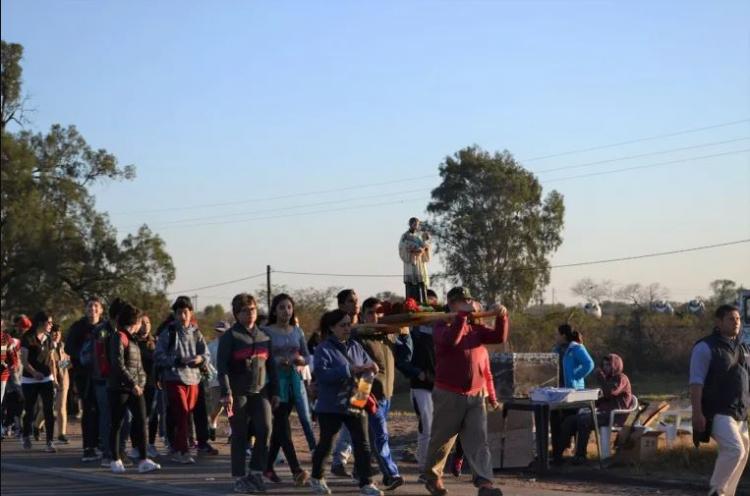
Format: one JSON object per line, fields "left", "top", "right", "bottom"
{"left": 3, "top": 0, "right": 749, "bottom": 310}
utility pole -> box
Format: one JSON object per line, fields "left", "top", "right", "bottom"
{"left": 266, "top": 265, "right": 272, "bottom": 312}
{"left": 193, "top": 294, "right": 199, "bottom": 313}
{"left": 552, "top": 288, "right": 556, "bottom": 305}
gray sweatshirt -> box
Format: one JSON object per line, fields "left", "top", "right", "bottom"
{"left": 154, "top": 323, "right": 208, "bottom": 386}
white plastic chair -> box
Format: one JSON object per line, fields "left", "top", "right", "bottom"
{"left": 599, "top": 395, "right": 639, "bottom": 459}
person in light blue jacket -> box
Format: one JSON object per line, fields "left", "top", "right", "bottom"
{"left": 561, "top": 330, "right": 594, "bottom": 390}
{"left": 551, "top": 324, "right": 594, "bottom": 464}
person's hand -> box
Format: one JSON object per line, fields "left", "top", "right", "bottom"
{"left": 221, "top": 395, "right": 234, "bottom": 413}
{"left": 399, "top": 327, "right": 410, "bottom": 335}
{"left": 418, "top": 371, "right": 427, "bottom": 382}
{"left": 693, "top": 412, "right": 706, "bottom": 433}
{"left": 489, "top": 400, "right": 501, "bottom": 411}
{"left": 132, "top": 385, "right": 143, "bottom": 397}
{"left": 156, "top": 380, "right": 162, "bottom": 390}
{"left": 491, "top": 304, "right": 508, "bottom": 317}
{"left": 271, "top": 396, "right": 280, "bottom": 410}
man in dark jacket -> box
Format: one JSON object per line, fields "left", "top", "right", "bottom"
{"left": 217, "top": 293, "right": 279, "bottom": 494}
{"left": 395, "top": 290, "right": 438, "bottom": 481}
{"left": 107, "top": 303, "right": 161, "bottom": 474}
{"left": 690, "top": 304, "right": 749, "bottom": 496}
{"left": 64, "top": 296, "right": 104, "bottom": 462}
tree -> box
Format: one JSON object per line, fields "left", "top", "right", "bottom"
{"left": 709, "top": 279, "right": 742, "bottom": 306}
{"left": 426, "top": 146, "right": 565, "bottom": 309}
{"left": 1, "top": 41, "right": 26, "bottom": 129}
{"left": 614, "top": 282, "right": 669, "bottom": 308}
{"left": 1, "top": 40, "right": 175, "bottom": 319}
{"left": 571, "top": 278, "right": 613, "bottom": 302}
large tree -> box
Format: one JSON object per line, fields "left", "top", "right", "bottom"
{"left": 1, "top": 41, "right": 175, "bottom": 318}
{"left": 427, "top": 146, "right": 564, "bottom": 309}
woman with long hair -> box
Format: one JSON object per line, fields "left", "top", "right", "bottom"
{"left": 20, "top": 311, "right": 57, "bottom": 452}
{"left": 261, "top": 293, "right": 312, "bottom": 485}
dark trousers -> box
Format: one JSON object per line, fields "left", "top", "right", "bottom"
{"left": 405, "top": 282, "right": 427, "bottom": 304}
{"left": 109, "top": 390, "right": 147, "bottom": 462}
{"left": 192, "top": 381, "right": 210, "bottom": 444}
{"left": 73, "top": 371, "right": 99, "bottom": 450}
{"left": 551, "top": 408, "right": 578, "bottom": 459}
{"left": 267, "top": 401, "right": 302, "bottom": 474}
{"left": 312, "top": 412, "right": 372, "bottom": 488}
{"left": 140, "top": 385, "right": 157, "bottom": 446}
{"left": 230, "top": 392, "right": 272, "bottom": 477}
{"left": 565, "top": 411, "right": 619, "bottom": 458}
{"left": 22, "top": 382, "right": 55, "bottom": 443}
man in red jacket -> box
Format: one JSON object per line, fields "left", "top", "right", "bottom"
{"left": 424, "top": 287, "right": 508, "bottom": 496}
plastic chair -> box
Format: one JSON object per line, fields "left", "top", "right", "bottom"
{"left": 599, "top": 395, "right": 639, "bottom": 459}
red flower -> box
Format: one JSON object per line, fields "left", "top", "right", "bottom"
{"left": 404, "top": 298, "right": 420, "bottom": 313}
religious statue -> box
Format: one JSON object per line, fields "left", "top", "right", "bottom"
{"left": 398, "top": 217, "right": 431, "bottom": 303}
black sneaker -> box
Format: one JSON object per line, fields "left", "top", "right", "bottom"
{"left": 477, "top": 486, "right": 503, "bottom": 496}
{"left": 247, "top": 473, "right": 267, "bottom": 493}
{"left": 33, "top": 427, "right": 40, "bottom": 441}
{"left": 331, "top": 464, "right": 351, "bottom": 478}
{"left": 82, "top": 448, "right": 100, "bottom": 462}
{"left": 197, "top": 442, "right": 219, "bottom": 455}
{"left": 234, "top": 476, "right": 258, "bottom": 493}
{"left": 57, "top": 435, "right": 69, "bottom": 445}
{"left": 382, "top": 475, "right": 404, "bottom": 491}
{"left": 208, "top": 426, "right": 216, "bottom": 442}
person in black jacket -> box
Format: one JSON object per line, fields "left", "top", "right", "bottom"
{"left": 395, "top": 290, "right": 438, "bottom": 480}
{"left": 107, "top": 303, "right": 161, "bottom": 474}
{"left": 64, "top": 296, "right": 104, "bottom": 462}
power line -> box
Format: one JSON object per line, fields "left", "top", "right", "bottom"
{"left": 121, "top": 138, "right": 749, "bottom": 229}
{"left": 167, "top": 272, "right": 266, "bottom": 295}
{"left": 135, "top": 148, "right": 749, "bottom": 231}
{"left": 165, "top": 238, "right": 749, "bottom": 295}
{"left": 523, "top": 118, "right": 750, "bottom": 162}
{"left": 545, "top": 148, "right": 750, "bottom": 183}
{"left": 273, "top": 238, "right": 750, "bottom": 277}
{"left": 112, "top": 174, "right": 437, "bottom": 216}
{"left": 112, "top": 118, "right": 749, "bottom": 216}
{"left": 536, "top": 136, "right": 750, "bottom": 173}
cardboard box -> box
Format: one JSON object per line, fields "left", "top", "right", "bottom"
{"left": 614, "top": 427, "right": 664, "bottom": 464}
{"left": 490, "top": 352, "right": 559, "bottom": 399}
{"left": 487, "top": 408, "right": 535, "bottom": 469}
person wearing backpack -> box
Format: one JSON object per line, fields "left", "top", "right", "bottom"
{"left": 64, "top": 296, "right": 104, "bottom": 462}
{"left": 154, "top": 296, "right": 209, "bottom": 464}
{"left": 108, "top": 303, "right": 161, "bottom": 474}
{"left": 92, "top": 298, "right": 132, "bottom": 467}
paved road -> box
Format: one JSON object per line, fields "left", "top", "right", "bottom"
{"left": 0, "top": 422, "right": 700, "bottom": 496}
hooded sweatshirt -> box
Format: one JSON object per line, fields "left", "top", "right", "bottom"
{"left": 154, "top": 322, "right": 208, "bottom": 386}
{"left": 595, "top": 353, "right": 633, "bottom": 412}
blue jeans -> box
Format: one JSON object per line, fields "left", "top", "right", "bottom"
{"left": 293, "top": 384, "right": 316, "bottom": 451}
{"left": 332, "top": 425, "right": 352, "bottom": 466}
{"left": 368, "top": 398, "right": 400, "bottom": 478}
{"left": 95, "top": 383, "right": 130, "bottom": 457}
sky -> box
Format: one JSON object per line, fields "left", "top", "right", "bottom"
{"left": 2, "top": 0, "right": 749, "bottom": 311}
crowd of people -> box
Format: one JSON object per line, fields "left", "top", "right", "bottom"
{"left": 0, "top": 287, "right": 509, "bottom": 496}
{"left": 1, "top": 293, "right": 747, "bottom": 496}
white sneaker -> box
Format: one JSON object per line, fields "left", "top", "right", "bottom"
{"left": 110, "top": 459, "right": 126, "bottom": 474}
{"left": 170, "top": 452, "right": 196, "bottom": 464}
{"left": 138, "top": 458, "right": 162, "bottom": 473}
{"left": 147, "top": 444, "right": 160, "bottom": 458}
{"left": 310, "top": 477, "right": 332, "bottom": 495}
{"left": 127, "top": 447, "right": 141, "bottom": 459}
{"left": 359, "top": 483, "right": 384, "bottom": 496}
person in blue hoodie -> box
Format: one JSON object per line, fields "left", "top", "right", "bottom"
{"left": 550, "top": 324, "right": 594, "bottom": 465}
{"left": 309, "top": 309, "right": 383, "bottom": 496}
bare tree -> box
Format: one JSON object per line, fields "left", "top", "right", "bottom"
{"left": 571, "top": 277, "right": 613, "bottom": 302}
